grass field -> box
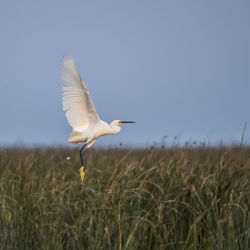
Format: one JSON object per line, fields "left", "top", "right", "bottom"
{"left": 0, "top": 146, "right": 249, "bottom": 249}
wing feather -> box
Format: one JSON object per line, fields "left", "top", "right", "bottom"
{"left": 62, "top": 57, "right": 100, "bottom": 131}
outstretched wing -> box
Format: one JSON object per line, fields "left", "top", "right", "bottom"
{"left": 62, "top": 57, "right": 100, "bottom": 131}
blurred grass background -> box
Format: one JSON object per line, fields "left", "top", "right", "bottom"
{"left": 0, "top": 146, "right": 249, "bottom": 249}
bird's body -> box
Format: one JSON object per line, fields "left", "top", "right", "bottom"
{"left": 61, "top": 57, "right": 134, "bottom": 181}
{"left": 68, "top": 120, "right": 121, "bottom": 146}
{"left": 61, "top": 58, "right": 134, "bottom": 147}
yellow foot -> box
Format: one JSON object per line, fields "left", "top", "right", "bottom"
{"left": 79, "top": 166, "right": 85, "bottom": 183}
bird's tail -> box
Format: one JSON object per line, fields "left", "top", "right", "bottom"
{"left": 68, "top": 131, "right": 85, "bottom": 143}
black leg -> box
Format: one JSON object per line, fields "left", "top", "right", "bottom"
{"left": 80, "top": 144, "right": 87, "bottom": 166}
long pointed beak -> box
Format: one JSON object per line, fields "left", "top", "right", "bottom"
{"left": 120, "top": 121, "right": 136, "bottom": 124}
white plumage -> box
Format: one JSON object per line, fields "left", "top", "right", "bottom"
{"left": 61, "top": 57, "right": 135, "bottom": 150}
{"left": 62, "top": 58, "right": 100, "bottom": 132}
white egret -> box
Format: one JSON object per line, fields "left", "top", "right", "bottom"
{"left": 61, "top": 57, "right": 135, "bottom": 182}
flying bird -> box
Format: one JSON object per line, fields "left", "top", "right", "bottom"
{"left": 61, "top": 57, "right": 135, "bottom": 182}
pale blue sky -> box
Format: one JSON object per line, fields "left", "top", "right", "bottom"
{"left": 0, "top": 0, "right": 250, "bottom": 146}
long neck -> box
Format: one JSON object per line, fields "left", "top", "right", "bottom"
{"left": 107, "top": 124, "right": 121, "bottom": 135}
